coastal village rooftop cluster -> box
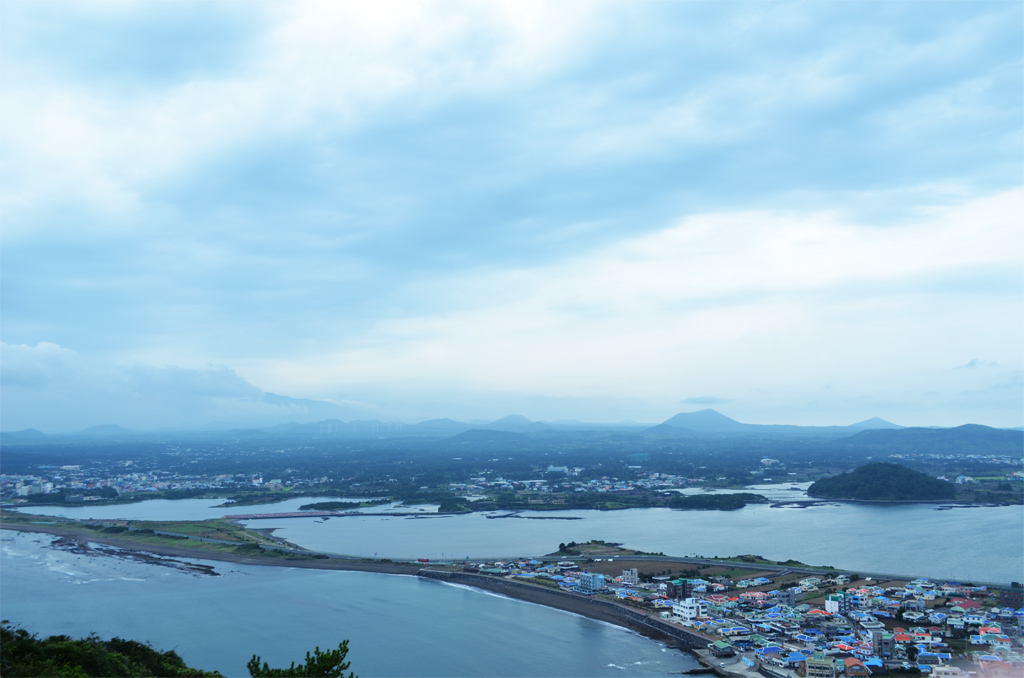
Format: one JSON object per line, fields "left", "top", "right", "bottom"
{"left": 6, "top": 455, "right": 1022, "bottom": 502}
{"left": 458, "top": 558, "right": 1024, "bottom": 677}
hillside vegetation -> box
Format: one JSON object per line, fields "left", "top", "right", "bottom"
{"left": 808, "top": 462, "right": 955, "bottom": 501}
{"left": 0, "top": 622, "right": 221, "bottom": 677}
{"left": 0, "top": 623, "right": 357, "bottom": 677}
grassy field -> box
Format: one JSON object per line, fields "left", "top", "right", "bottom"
{"left": 0, "top": 509, "right": 299, "bottom": 556}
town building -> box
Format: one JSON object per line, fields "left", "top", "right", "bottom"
{"left": 825, "top": 593, "right": 850, "bottom": 614}
{"left": 666, "top": 578, "right": 691, "bottom": 599}
{"left": 804, "top": 651, "right": 836, "bottom": 678}
{"left": 577, "top": 572, "right": 606, "bottom": 595}
{"left": 672, "top": 597, "right": 708, "bottom": 622}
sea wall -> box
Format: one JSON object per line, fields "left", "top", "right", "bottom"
{"left": 417, "top": 569, "right": 712, "bottom": 651}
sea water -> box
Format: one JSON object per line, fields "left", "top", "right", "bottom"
{"left": 252, "top": 503, "right": 1024, "bottom": 584}
{"left": 0, "top": 532, "right": 699, "bottom": 677}
{"left": 13, "top": 489, "right": 1024, "bottom": 583}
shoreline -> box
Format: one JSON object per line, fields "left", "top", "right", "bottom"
{"left": 6, "top": 492, "right": 1017, "bottom": 514}
{"left": 0, "top": 523, "right": 424, "bottom": 575}
{"left": 4, "top": 518, "right": 1017, "bottom": 586}
{"left": 1, "top": 522, "right": 723, "bottom": 669}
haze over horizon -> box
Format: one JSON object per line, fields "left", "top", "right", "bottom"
{"left": 2, "top": 1, "right": 1022, "bottom": 433}
{"left": 0, "top": 408, "right": 915, "bottom": 436}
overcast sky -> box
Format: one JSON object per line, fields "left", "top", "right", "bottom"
{"left": 2, "top": 0, "right": 1021, "bottom": 432}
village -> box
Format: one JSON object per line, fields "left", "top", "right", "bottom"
{"left": 456, "top": 544, "right": 1024, "bottom": 678}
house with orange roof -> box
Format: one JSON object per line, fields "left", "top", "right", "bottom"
{"left": 843, "top": 658, "right": 870, "bottom": 677}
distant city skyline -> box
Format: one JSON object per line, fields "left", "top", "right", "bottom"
{"left": 2, "top": 1, "right": 1021, "bottom": 432}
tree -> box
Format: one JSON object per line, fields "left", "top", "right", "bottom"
{"left": 0, "top": 621, "right": 222, "bottom": 677}
{"left": 247, "top": 641, "right": 355, "bottom": 678}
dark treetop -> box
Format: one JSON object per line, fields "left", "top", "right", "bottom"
{"left": 807, "top": 462, "right": 955, "bottom": 501}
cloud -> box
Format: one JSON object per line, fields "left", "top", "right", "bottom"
{"left": 0, "top": 342, "right": 361, "bottom": 432}
{"left": 955, "top": 359, "right": 1000, "bottom": 370}
{"left": 680, "top": 397, "right": 733, "bottom": 406}
{"left": 124, "top": 364, "right": 262, "bottom": 399}
{"left": 1, "top": 2, "right": 1021, "bottom": 429}
{"left": 237, "top": 190, "right": 1023, "bottom": 426}
{"left": 4, "top": 1, "right": 1019, "bottom": 248}
{"left": 1, "top": 1, "right": 268, "bottom": 87}
{"left": 0, "top": 341, "right": 79, "bottom": 387}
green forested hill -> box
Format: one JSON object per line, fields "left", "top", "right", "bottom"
{"left": 0, "top": 622, "right": 221, "bottom": 677}
{"left": 808, "top": 462, "right": 955, "bottom": 501}
{"left": 0, "top": 623, "right": 356, "bottom": 677}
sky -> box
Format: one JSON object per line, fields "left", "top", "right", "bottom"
{"left": 1, "top": 0, "right": 1022, "bottom": 432}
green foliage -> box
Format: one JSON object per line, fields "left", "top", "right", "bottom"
{"left": 0, "top": 622, "right": 221, "bottom": 677}
{"left": 233, "top": 543, "right": 266, "bottom": 555}
{"left": 808, "top": 462, "right": 955, "bottom": 501}
{"left": 667, "top": 493, "right": 767, "bottom": 510}
{"left": 247, "top": 641, "right": 355, "bottom": 678}
{"left": 436, "top": 497, "right": 471, "bottom": 513}
{"left": 157, "top": 488, "right": 215, "bottom": 501}
{"left": 299, "top": 501, "right": 361, "bottom": 511}
{"left": 298, "top": 500, "right": 390, "bottom": 511}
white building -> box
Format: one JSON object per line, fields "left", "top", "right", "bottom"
{"left": 825, "top": 593, "right": 850, "bottom": 614}
{"left": 672, "top": 598, "right": 708, "bottom": 622}
{"left": 621, "top": 568, "right": 639, "bottom": 586}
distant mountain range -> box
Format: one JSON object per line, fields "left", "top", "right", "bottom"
{"left": 3, "top": 410, "right": 1021, "bottom": 456}
{"left": 643, "top": 409, "right": 904, "bottom": 438}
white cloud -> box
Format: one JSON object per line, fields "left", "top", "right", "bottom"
{"left": 2, "top": 2, "right": 1020, "bottom": 428}
{"left": 245, "top": 190, "right": 1023, "bottom": 424}
{"left": 1, "top": 0, "right": 599, "bottom": 236}
{"left": 0, "top": 341, "right": 80, "bottom": 387}
{"left": 0, "top": 342, "right": 357, "bottom": 431}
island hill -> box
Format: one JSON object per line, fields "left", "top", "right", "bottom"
{"left": 808, "top": 462, "right": 956, "bottom": 501}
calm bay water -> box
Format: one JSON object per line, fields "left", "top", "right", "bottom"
{"left": 0, "top": 532, "right": 697, "bottom": 677}
{"left": 253, "top": 503, "right": 1023, "bottom": 584}
{"left": 13, "top": 495, "right": 408, "bottom": 522}
{"left": 13, "top": 485, "right": 1024, "bottom": 583}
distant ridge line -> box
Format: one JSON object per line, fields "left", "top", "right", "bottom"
{"left": 5, "top": 410, "right": 1022, "bottom": 446}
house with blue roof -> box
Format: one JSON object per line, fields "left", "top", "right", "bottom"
{"left": 784, "top": 652, "right": 807, "bottom": 666}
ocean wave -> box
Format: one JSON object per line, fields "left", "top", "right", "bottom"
{"left": 436, "top": 581, "right": 512, "bottom": 600}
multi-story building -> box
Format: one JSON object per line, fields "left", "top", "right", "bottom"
{"left": 666, "top": 578, "right": 691, "bottom": 599}
{"left": 577, "top": 572, "right": 606, "bottom": 595}
{"left": 825, "top": 593, "right": 850, "bottom": 614}
{"left": 672, "top": 597, "right": 708, "bottom": 622}
{"left": 804, "top": 652, "right": 836, "bottom": 678}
